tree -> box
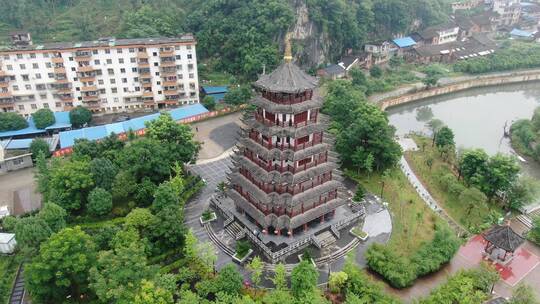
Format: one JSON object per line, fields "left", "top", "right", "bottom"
{"left": 322, "top": 81, "right": 365, "bottom": 128}
{"left": 152, "top": 205, "right": 185, "bottom": 250}
{"left": 509, "top": 283, "right": 538, "bottom": 304}
{"left": 350, "top": 68, "right": 367, "bottom": 87}
{"left": 329, "top": 271, "right": 348, "bottom": 293}
{"left": 152, "top": 182, "right": 179, "bottom": 212}
{"left": 423, "top": 75, "right": 439, "bottom": 87}
{"left": 30, "top": 138, "right": 50, "bottom": 160}
{"left": 0, "top": 112, "right": 28, "bottom": 131}
{"left": 125, "top": 208, "right": 157, "bottom": 236}
{"left": 89, "top": 231, "right": 156, "bottom": 304}
{"left": 88, "top": 158, "right": 117, "bottom": 191}
{"left": 459, "top": 149, "right": 489, "bottom": 185}
{"left": 291, "top": 259, "right": 319, "bottom": 298}
{"left": 426, "top": 119, "right": 444, "bottom": 145}
{"left": 69, "top": 106, "right": 92, "bottom": 128}
{"left": 223, "top": 85, "right": 253, "bottom": 105}
{"left": 14, "top": 217, "right": 52, "bottom": 257}
{"left": 48, "top": 159, "right": 94, "bottom": 212}
{"left": 482, "top": 154, "right": 520, "bottom": 200}
{"left": 117, "top": 139, "right": 175, "bottom": 183}
{"left": 528, "top": 215, "right": 540, "bottom": 245}
{"left": 459, "top": 187, "right": 487, "bottom": 217}
{"left": 370, "top": 66, "right": 383, "bottom": 78}
{"left": 262, "top": 289, "right": 293, "bottom": 304}
{"left": 247, "top": 256, "right": 263, "bottom": 287}
{"left": 435, "top": 126, "right": 455, "bottom": 149}
{"left": 506, "top": 176, "right": 540, "bottom": 211}
{"left": 201, "top": 95, "right": 216, "bottom": 111}
{"left": 72, "top": 138, "right": 101, "bottom": 160}
{"left": 336, "top": 102, "right": 402, "bottom": 171}
{"left": 32, "top": 108, "right": 55, "bottom": 129}
{"left": 215, "top": 264, "right": 243, "bottom": 296}
{"left": 38, "top": 202, "right": 67, "bottom": 233}
{"left": 111, "top": 170, "right": 138, "bottom": 201}
{"left": 134, "top": 280, "right": 174, "bottom": 304}
{"left": 135, "top": 178, "right": 158, "bottom": 207}
{"left": 122, "top": 5, "right": 181, "bottom": 38}
{"left": 271, "top": 263, "right": 287, "bottom": 290}
{"left": 26, "top": 227, "right": 97, "bottom": 303}
{"left": 87, "top": 187, "right": 113, "bottom": 217}
{"left": 34, "top": 151, "right": 50, "bottom": 202}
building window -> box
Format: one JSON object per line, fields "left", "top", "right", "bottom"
{"left": 155, "top": 72, "right": 159, "bottom": 76}
{"left": 175, "top": 55, "right": 181, "bottom": 60}
{"left": 17, "top": 54, "right": 23, "bottom": 59}
{"left": 105, "top": 49, "right": 111, "bottom": 54}
{"left": 176, "top": 65, "right": 182, "bottom": 70}
{"left": 106, "top": 59, "right": 112, "bottom": 64}
{"left": 187, "top": 54, "right": 192, "bottom": 60}
{"left": 35, "top": 73, "right": 41, "bottom": 79}
{"left": 120, "top": 68, "right": 126, "bottom": 73}
{"left": 92, "top": 50, "right": 98, "bottom": 55}
{"left": 130, "top": 57, "right": 136, "bottom": 63}
{"left": 111, "top": 88, "right": 118, "bottom": 93}
{"left": 56, "top": 102, "right": 61, "bottom": 107}
{"left": 153, "top": 52, "right": 157, "bottom": 56}
{"left": 20, "top": 64, "right": 26, "bottom": 70}
{"left": 100, "top": 89, "right": 106, "bottom": 94}
{"left": 36, "top": 84, "right": 46, "bottom": 90}
{"left": 48, "top": 73, "right": 54, "bottom": 78}
{"left": 30, "top": 53, "right": 36, "bottom": 58}
{"left": 123, "top": 87, "right": 128, "bottom": 92}
{"left": 189, "top": 73, "right": 194, "bottom": 79}
{"left": 108, "top": 69, "right": 114, "bottom": 75}
{"left": 25, "top": 84, "right": 32, "bottom": 89}
{"left": 153, "top": 62, "right": 158, "bottom": 67}
{"left": 94, "top": 59, "right": 100, "bottom": 65}
{"left": 96, "top": 69, "right": 102, "bottom": 76}
{"left": 71, "top": 67, "right": 76, "bottom": 71}
{"left": 178, "top": 74, "right": 183, "bottom": 79}
{"left": 187, "top": 45, "right": 192, "bottom": 50}
{"left": 31, "top": 104, "right": 37, "bottom": 109}
{"left": 18, "top": 105, "right": 24, "bottom": 110}
{"left": 114, "top": 97, "right": 119, "bottom": 103}
{"left": 122, "top": 78, "right": 127, "bottom": 83}
{"left": 43, "top": 103, "right": 49, "bottom": 108}
{"left": 76, "top": 87, "right": 80, "bottom": 91}
{"left": 98, "top": 79, "right": 104, "bottom": 85}
{"left": 117, "top": 49, "right": 123, "bottom": 54}
{"left": 43, "top": 53, "right": 50, "bottom": 58}
{"left": 119, "top": 58, "right": 124, "bottom": 64}
{"left": 131, "top": 68, "right": 137, "bottom": 73}
{"left": 129, "top": 48, "right": 135, "bottom": 53}
{"left": 13, "top": 85, "right": 19, "bottom": 91}
{"left": 22, "top": 75, "right": 29, "bottom": 81}
{"left": 32, "top": 63, "right": 39, "bottom": 69}
{"left": 46, "top": 62, "right": 52, "bottom": 68}
{"left": 69, "top": 57, "right": 73, "bottom": 61}
{"left": 6, "top": 65, "right": 12, "bottom": 70}
{"left": 39, "top": 94, "right": 47, "bottom": 99}
{"left": 3, "top": 55, "right": 9, "bottom": 60}
{"left": 188, "top": 64, "right": 193, "bottom": 70}
{"left": 110, "top": 79, "right": 116, "bottom": 84}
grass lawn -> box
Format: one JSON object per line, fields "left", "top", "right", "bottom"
{"left": 200, "top": 70, "right": 235, "bottom": 86}
{"left": 405, "top": 136, "right": 503, "bottom": 231}
{"left": 0, "top": 254, "right": 20, "bottom": 303}
{"left": 347, "top": 168, "right": 440, "bottom": 255}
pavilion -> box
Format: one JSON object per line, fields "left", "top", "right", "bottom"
{"left": 482, "top": 225, "right": 525, "bottom": 265}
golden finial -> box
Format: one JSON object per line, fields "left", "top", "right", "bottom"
{"left": 284, "top": 32, "right": 293, "bottom": 63}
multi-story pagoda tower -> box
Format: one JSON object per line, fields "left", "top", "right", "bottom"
{"left": 226, "top": 41, "right": 348, "bottom": 241}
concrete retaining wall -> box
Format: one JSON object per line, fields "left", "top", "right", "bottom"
{"left": 379, "top": 70, "right": 540, "bottom": 110}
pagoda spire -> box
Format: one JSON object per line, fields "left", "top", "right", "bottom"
{"left": 284, "top": 32, "right": 293, "bottom": 63}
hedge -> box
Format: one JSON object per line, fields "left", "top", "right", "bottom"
{"left": 366, "top": 225, "right": 460, "bottom": 288}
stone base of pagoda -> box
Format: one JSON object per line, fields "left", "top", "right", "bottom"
{"left": 210, "top": 195, "right": 365, "bottom": 263}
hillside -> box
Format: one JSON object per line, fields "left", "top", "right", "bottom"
{"left": 1, "top": 0, "right": 453, "bottom": 78}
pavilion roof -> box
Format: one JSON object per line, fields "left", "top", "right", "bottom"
{"left": 483, "top": 225, "right": 525, "bottom": 252}
{"left": 254, "top": 62, "right": 318, "bottom": 94}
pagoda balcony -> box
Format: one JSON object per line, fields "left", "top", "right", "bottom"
{"left": 248, "top": 133, "right": 323, "bottom": 152}
{"left": 238, "top": 169, "right": 332, "bottom": 195}
{"left": 232, "top": 185, "right": 337, "bottom": 217}
{"left": 254, "top": 113, "right": 317, "bottom": 128}
{"left": 243, "top": 152, "right": 327, "bottom": 174}
{"left": 261, "top": 90, "right": 313, "bottom": 105}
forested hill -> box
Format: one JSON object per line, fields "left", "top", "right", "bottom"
{"left": 1, "top": 0, "right": 452, "bottom": 78}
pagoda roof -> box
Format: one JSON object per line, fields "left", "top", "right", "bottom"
{"left": 254, "top": 62, "right": 318, "bottom": 94}
{"left": 483, "top": 225, "right": 525, "bottom": 253}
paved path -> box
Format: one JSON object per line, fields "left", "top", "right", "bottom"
{"left": 192, "top": 112, "right": 243, "bottom": 160}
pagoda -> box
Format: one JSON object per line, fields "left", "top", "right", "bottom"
{"left": 225, "top": 40, "right": 349, "bottom": 243}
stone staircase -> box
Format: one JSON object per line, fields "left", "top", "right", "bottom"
{"left": 225, "top": 221, "right": 245, "bottom": 240}
{"left": 517, "top": 208, "right": 540, "bottom": 230}
{"left": 315, "top": 231, "right": 337, "bottom": 248}
{"left": 8, "top": 264, "right": 25, "bottom": 304}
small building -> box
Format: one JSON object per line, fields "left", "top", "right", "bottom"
{"left": 455, "top": 13, "right": 496, "bottom": 38}
{"left": 451, "top": 0, "right": 483, "bottom": 12}
{"left": 0, "top": 233, "right": 16, "bottom": 254}
{"left": 482, "top": 225, "right": 525, "bottom": 265}
{"left": 201, "top": 86, "right": 228, "bottom": 103}
{"left": 412, "top": 22, "right": 460, "bottom": 45}
{"left": 364, "top": 41, "right": 396, "bottom": 67}
{"left": 317, "top": 64, "right": 346, "bottom": 80}
{"left": 492, "top": 0, "right": 522, "bottom": 26}
{"left": 0, "top": 206, "right": 9, "bottom": 219}
{"left": 509, "top": 28, "right": 536, "bottom": 39}
{"left": 392, "top": 37, "right": 417, "bottom": 57}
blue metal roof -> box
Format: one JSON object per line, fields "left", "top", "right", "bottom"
{"left": 59, "top": 104, "right": 209, "bottom": 148}
{"left": 3, "top": 139, "right": 33, "bottom": 149}
{"left": 0, "top": 111, "right": 72, "bottom": 138}
{"left": 393, "top": 37, "right": 417, "bottom": 48}
{"left": 202, "top": 86, "right": 228, "bottom": 94}
{"left": 510, "top": 29, "right": 534, "bottom": 38}
{"left": 208, "top": 93, "right": 226, "bottom": 102}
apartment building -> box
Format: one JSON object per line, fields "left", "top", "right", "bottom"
{"left": 0, "top": 32, "right": 199, "bottom": 116}
{"left": 492, "top": 0, "right": 521, "bottom": 26}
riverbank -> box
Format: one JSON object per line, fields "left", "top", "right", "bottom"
{"left": 371, "top": 68, "right": 540, "bottom": 111}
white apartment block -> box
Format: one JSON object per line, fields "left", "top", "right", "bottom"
{"left": 492, "top": 0, "right": 521, "bottom": 26}
{"left": 0, "top": 32, "right": 199, "bottom": 116}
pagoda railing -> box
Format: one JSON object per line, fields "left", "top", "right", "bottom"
{"left": 239, "top": 169, "right": 332, "bottom": 195}
{"left": 254, "top": 113, "right": 317, "bottom": 128}
{"left": 261, "top": 90, "right": 313, "bottom": 105}
{"left": 248, "top": 132, "right": 323, "bottom": 152}
{"left": 243, "top": 152, "right": 327, "bottom": 174}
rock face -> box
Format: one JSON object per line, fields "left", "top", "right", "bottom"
{"left": 288, "top": 0, "right": 331, "bottom": 68}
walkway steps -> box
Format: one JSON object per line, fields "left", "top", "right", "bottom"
{"left": 8, "top": 264, "right": 25, "bottom": 304}
{"left": 517, "top": 209, "right": 540, "bottom": 230}
{"left": 315, "top": 231, "right": 337, "bottom": 248}
{"left": 204, "top": 223, "right": 235, "bottom": 256}
{"left": 225, "top": 221, "right": 245, "bottom": 240}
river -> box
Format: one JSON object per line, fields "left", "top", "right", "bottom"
{"left": 386, "top": 81, "right": 540, "bottom": 179}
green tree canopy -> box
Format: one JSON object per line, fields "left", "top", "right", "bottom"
{"left": 37, "top": 202, "right": 67, "bottom": 233}
{"left": 14, "top": 216, "right": 52, "bottom": 257}
{"left": 290, "top": 259, "right": 319, "bottom": 299}
{"left": 26, "top": 227, "right": 97, "bottom": 303}
{"left": 29, "top": 138, "right": 50, "bottom": 160}
{"left": 31, "top": 108, "right": 55, "bottom": 129}
{"left": 48, "top": 158, "right": 94, "bottom": 212}
{"left": 0, "top": 112, "right": 28, "bottom": 131}
{"left": 87, "top": 187, "right": 113, "bottom": 217}
{"left": 435, "top": 126, "right": 455, "bottom": 149}
{"left": 223, "top": 85, "right": 253, "bottom": 106}
{"left": 90, "top": 157, "right": 118, "bottom": 190}
{"left": 69, "top": 106, "right": 92, "bottom": 128}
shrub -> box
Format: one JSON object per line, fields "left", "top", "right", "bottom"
{"left": 235, "top": 240, "right": 250, "bottom": 258}
{"left": 329, "top": 271, "right": 348, "bottom": 293}
{"left": 365, "top": 244, "right": 417, "bottom": 288}
{"left": 69, "top": 106, "right": 92, "bottom": 128}
{"left": 31, "top": 108, "right": 55, "bottom": 129}
{"left": 30, "top": 138, "right": 50, "bottom": 160}
{"left": 0, "top": 112, "right": 28, "bottom": 131}
{"left": 412, "top": 226, "right": 460, "bottom": 276}
{"left": 87, "top": 188, "right": 113, "bottom": 217}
